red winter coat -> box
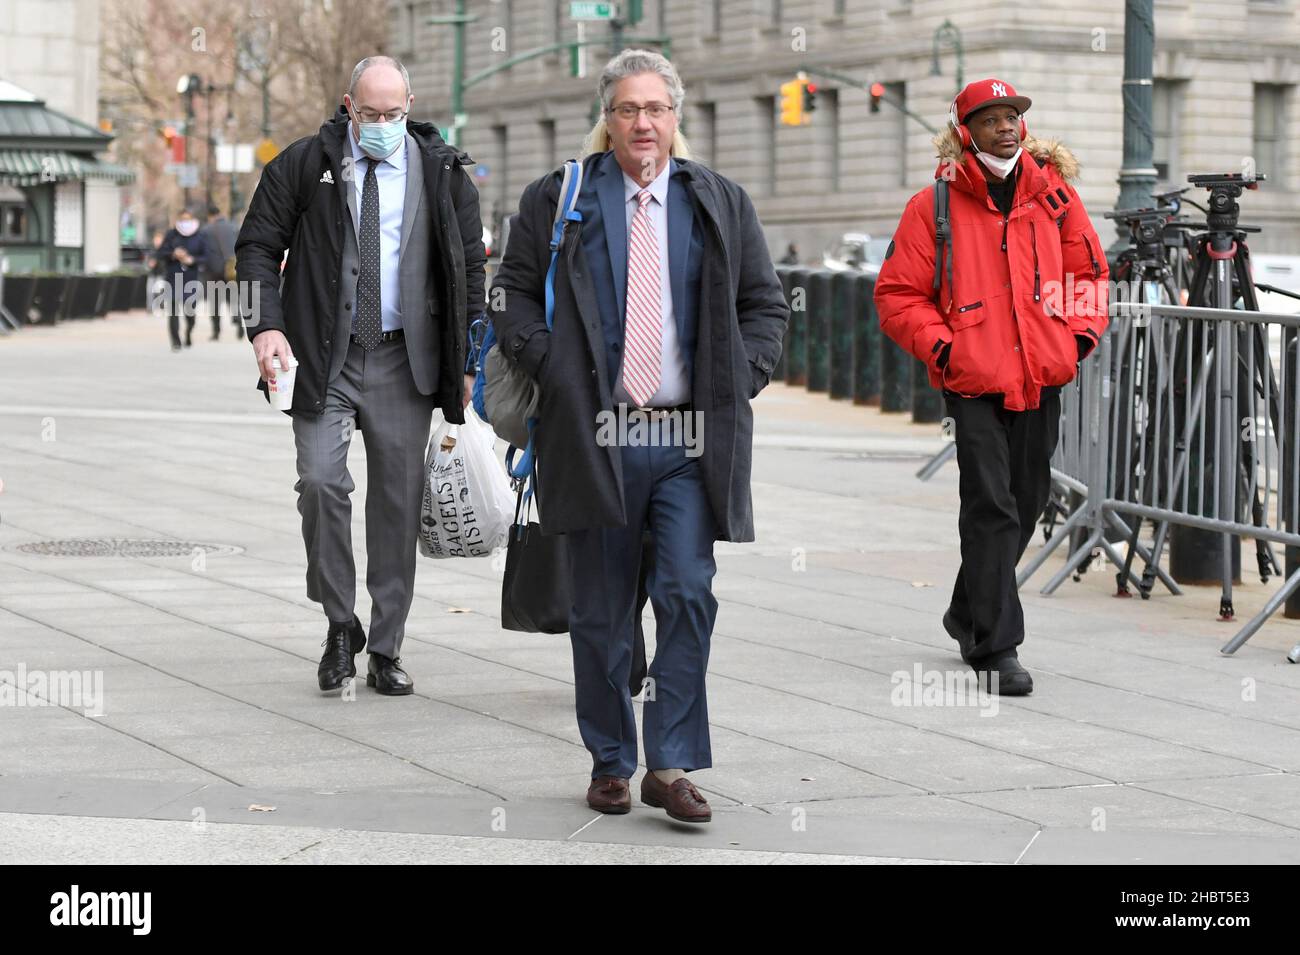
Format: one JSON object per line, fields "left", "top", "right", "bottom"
{"left": 874, "top": 132, "right": 1109, "bottom": 412}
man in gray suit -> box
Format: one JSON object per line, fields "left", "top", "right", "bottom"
{"left": 236, "top": 56, "right": 486, "bottom": 695}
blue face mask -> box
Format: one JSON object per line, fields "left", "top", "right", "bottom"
{"left": 355, "top": 113, "right": 406, "bottom": 160}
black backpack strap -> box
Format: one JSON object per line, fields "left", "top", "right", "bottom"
{"left": 932, "top": 179, "right": 952, "bottom": 296}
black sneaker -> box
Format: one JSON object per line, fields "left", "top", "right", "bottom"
{"left": 317, "top": 616, "right": 366, "bottom": 692}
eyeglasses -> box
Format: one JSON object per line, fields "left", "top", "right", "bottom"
{"left": 353, "top": 106, "right": 408, "bottom": 124}
{"left": 607, "top": 103, "right": 674, "bottom": 121}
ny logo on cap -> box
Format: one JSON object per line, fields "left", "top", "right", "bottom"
{"left": 991, "top": 82, "right": 1007, "bottom": 97}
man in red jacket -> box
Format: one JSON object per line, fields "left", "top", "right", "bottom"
{"left": 874, "top": 78, "right": 1109, "bottom": 695}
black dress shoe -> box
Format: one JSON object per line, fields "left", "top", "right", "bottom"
{"left": 318, "top": 616, "right": 366, "bottom": 692}
{"left": 942, "top": 609, "right": 975, "bottom": 664}
{"left": 367, "top": 653, "right": 414, "bottom": 695}
{"left": 972, "top": 652, "right": 1034, "bottom": 696}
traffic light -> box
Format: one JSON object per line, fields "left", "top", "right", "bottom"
{"left": 780, "top": 78, "right": 803, "bottom": 127}
{"left": 160, "top": 125, "right": 187, "bottom": 163}
{"left": 869, "top": 82, "right": 885, "bottom": 114}
{"left": 802, "top": 80, "right": 817, "bottom": 115}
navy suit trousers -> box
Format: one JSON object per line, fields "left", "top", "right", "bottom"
{"left": 565, "top": 432, "right": 717, "bottom": 779}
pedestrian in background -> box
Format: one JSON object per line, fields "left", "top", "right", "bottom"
{"left": 145, "top": 228, "right": 167, "bottom": 318}
{"left": 156, "top": 208, "right": 208, "bottom": 351}
{"left": 874, "top": 78, "right": 1109, "bottom": 695}
{"left": 201, "top": 203, "right": 239, "bottom": 340}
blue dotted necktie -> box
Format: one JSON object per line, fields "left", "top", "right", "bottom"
{"left": 355, "top": 157, "right": 382, "bottom": 350}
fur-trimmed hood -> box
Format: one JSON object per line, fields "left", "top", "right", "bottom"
{"left": 931, "top": 126, "right": 1081, "bottom": 181}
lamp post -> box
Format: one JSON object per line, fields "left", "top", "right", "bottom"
{"left": 427, "top": 0, "right": 477, "bottom": 147}
{"left": 1111, "top": 0, "right": 1157, "bottom": 253}
{"left": 176, "top": 73, "right": 200, "bottom": 207}
{"left": 427, "top": 2, "right": 667, "bottom": 149}
{"left": 930, "top": 20, "right": 964, "bottom": 98}
{"left": 224, "top": 86, "right": 240, "bottom": 217}
{"left": 202, "top": 78, "right": 215, "bottom": 210}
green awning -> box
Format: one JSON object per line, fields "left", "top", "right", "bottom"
{"left": 0, "top": 149, "right": 135, "bottom": 186}
{"left": 81, "top": 158, "right": 136, "bottom": 184}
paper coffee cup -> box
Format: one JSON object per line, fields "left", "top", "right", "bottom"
{"left": 268, "top": 356, "right": 299, "bottom": 410}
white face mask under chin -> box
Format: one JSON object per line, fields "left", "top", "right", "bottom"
{"left": 975, "top": 146, "right": 1022, "bottom": 180}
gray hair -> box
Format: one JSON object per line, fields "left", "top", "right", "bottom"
{"left": 597, "top": 49, "right": 685, "bottom": 114}
{"left": 348, "top": 55, "right": 411, "bottom": 99}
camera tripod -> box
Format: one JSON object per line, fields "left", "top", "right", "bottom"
{"left": 1118, "top": 174, "right": 1285, "bottom": 621}
{"left": 1104, "top": 204, "right": 1189, "bottom": 596}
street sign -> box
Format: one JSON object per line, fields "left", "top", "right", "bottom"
{"left": 175, "top": 164, "right": 200, "bottom": 188}
{"left": 254, "top": 138, "right": 278, "bottom": 165}
{"left": 570, "top": 2, "right": 613, "bottom": 20}
{"left": 473, "top": 164, "right": 489, "bottom": 181}
{"left": 217, "top": 144, "right": 256, "bottom": 174}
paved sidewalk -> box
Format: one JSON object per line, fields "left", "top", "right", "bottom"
{"left": 1, "top": 310, "right": 1298, "bottom": 864}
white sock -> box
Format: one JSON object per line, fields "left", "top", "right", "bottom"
{"left": 652, "top": 768, "right": 685, "bottom": 784}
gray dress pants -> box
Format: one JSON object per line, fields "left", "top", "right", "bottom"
{"left": 291, "top": 337, "right": 435, "bottom": 658}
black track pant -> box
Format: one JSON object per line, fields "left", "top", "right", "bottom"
{"left": 944, "top": 387, "right": 1060, "bottom": 661}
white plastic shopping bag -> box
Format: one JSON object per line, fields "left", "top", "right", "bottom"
{"left": 418, "top": 408, "right": 515, "bottom": 558}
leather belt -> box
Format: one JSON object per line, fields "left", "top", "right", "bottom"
{"left": 352, "top": 328, "right": 405, "bottom": 344}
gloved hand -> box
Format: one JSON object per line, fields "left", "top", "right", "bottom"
{"left": 1076, "top": 335, "right": 1094, "bottom": 362}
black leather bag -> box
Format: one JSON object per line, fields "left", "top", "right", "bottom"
{"left": 501, "top": 486, "right": 571, "bottom": 634}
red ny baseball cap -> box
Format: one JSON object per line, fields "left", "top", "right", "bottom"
{"left": 954, "top": 78, "right": 1032, "bottom": 124}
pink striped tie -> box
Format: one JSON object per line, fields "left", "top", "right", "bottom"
{"left": 621, "top": 188, "right": 662, "bottom": 406}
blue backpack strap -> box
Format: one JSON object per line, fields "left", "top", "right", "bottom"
{"left": 511, "top": 159, "right": 585, "bottom": 507}
{"left": 469, "top": 316, "right": 492, "bottom": 421}
{"left": 543, "top": 158, "right": 585, "bottom": 332}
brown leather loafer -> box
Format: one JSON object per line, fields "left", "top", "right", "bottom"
{"left": 640, "top": 773, "right": 712, "bottom": 823}
{"left": 586, "top": 776, "right": 631, "bottom": 814}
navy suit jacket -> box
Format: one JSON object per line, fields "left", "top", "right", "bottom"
{"left": 576, "top": 151, "right": 704, "bottom": 391}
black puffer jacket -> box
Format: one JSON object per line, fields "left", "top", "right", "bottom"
{"left": 235, "top": 107, "right": 486, "bottom": 421}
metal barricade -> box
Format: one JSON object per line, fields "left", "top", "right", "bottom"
{"left": 1019, "top": 301, "right": 1300, "bottom": 653}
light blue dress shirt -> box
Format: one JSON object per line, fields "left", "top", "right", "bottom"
{"left": 615, "top": 158, "right": 689, "bottom": 407}
{"left": 348, "top": 123, "right": 406, "bottom": 333}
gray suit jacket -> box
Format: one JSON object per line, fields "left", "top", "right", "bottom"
{"left": 329, "top": 132, "right": 439, "bottom": 391}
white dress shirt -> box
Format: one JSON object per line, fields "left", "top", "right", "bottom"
{"left": 348, "top": 124, "right": 406, "bottom": 333}
{"left": 614, "top": 159, "right": 690, "bottom": 407}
